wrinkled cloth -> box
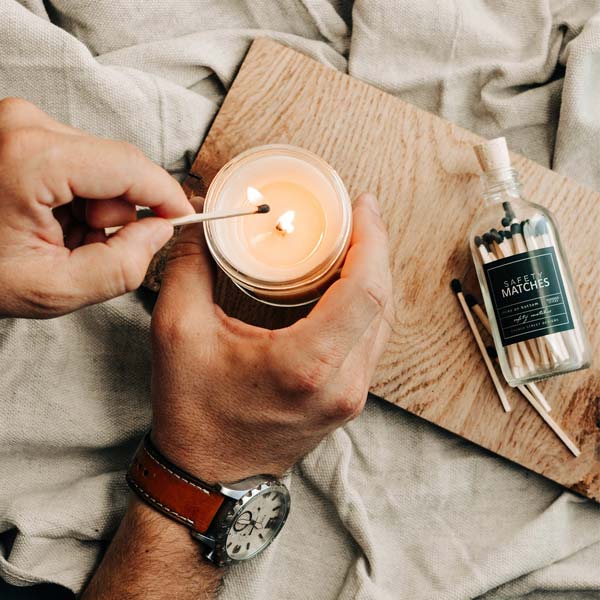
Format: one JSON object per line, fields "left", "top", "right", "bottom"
{"left": 1, "top": 1, "right": 600, "bottom": 598}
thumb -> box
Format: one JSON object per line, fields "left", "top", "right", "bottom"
{"left": 68, "top": 218, "right": 173, "bottom": 304}
{"left": 157, "top": 221, "right": 217, "bottom": 316}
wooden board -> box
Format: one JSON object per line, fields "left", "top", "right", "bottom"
{"left": 183, "top": 39, "right": 600, "bottom": 501}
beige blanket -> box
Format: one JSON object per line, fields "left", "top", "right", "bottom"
{"left": 1, "top": 1, "right": 599, "bottom": 598}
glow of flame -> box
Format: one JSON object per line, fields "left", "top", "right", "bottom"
{"left": 276, "top": 210, "right": 295, "bottom": 235}
{"left": 247, "top": 186, "right": 264, "bottom": 205}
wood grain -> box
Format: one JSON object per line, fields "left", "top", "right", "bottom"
{"left": 183, "top": 39, "right": 600, "bottom": 501}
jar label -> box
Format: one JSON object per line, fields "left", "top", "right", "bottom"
{"left": 483, "top": 246, "right": 574, "bottom": 346}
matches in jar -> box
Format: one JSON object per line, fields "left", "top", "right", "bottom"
{"left": 469, "top": 137, "right": 591, "bottom": 387}
{"left": 203, "top": 145, "right": 352, "bottom": 306}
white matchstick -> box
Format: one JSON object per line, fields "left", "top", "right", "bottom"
{"left": 466, "top": 293, "right": 552, "bottom": 413}
{"left": 535, "top": 220, "right": 586, "bottom": 358}
{"left": 104, "top": 204, "right": 271, "bottom": 235}
{"left": 490, "top": 231, "right": 537, "bottom": 376}
{"left": 505, "top": 221, "right": 552, "bottom": 369}
{"left": 487, "top": 347, "right": 580, "bottom": 457}
{"left": 484, "top": 230, "right": 562, "bottom": 368}
{"left": 520, "top": 220, "right": 570, "bottom": 362}
{"left": 475, "top": 236, "right": 538, "bottom": 379}
{"left": 451, "top": 279, "right": 511, "bottom": 412}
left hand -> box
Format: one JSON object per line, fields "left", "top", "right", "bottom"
{"left": 150, "top": 193, "right": 393, "bottom": 483}
{"left": 0, "top": 97, "right": 193, "bottom": 318}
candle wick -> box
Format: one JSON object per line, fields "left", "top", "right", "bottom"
{"left": 275, "top": 210, "right": 296, "bottom": 235}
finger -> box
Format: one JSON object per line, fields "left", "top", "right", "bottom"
{"left": 156, "top": 221, "right": 217, "bottom": 320}
{"left": 43, "top": 132, "right": 194, "bottom": 218}
{"left": 338, "top": 302, "right": 393, "bottom": 392}
{"left": 283, "top": 193, "right": 392, "bottom": 368}
{"left": 0, "top": 97, "right": 83, "bottom": 136}
{"left": 66, "top": 218, "right": 173, "bottom": 304}
{"left": 85, "top": 198, "right": 137, "bottom": 228}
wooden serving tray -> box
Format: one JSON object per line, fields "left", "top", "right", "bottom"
{"left": 181, "top": 39, "right": 600, "bottom": 501}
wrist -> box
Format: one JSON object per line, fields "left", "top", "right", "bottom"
{"left": 82, "top": 495, "right": 223, "bottom": 599}
{"left": 128, "top": 493, "right": 196, "bottom": 547}
{"left": 128, "top": 432, "right": 291, "bottom": 568}
{"left": 150, "top": 422, "right": 256, "bottom": 484}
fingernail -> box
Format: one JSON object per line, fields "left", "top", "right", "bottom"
{"left": 362, "top": 193, "right": 381, "bottom": 216}
{"left": 150, "top": 220, "right": 174, "bottom": 253}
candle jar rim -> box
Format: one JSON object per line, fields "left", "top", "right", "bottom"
{"left": 203, "top": 144, "right": 352, "bottom": 305}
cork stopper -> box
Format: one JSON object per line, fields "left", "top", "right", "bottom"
{"left": 473, "top": 137, "right": 511, "bottom": 173}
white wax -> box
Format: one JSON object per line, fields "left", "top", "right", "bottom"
{"left": 209, "top": 153, "right": 345, "bottom": 283}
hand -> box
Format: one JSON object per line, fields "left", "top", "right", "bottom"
{"left": 0, "top": 97, "right": 193, "bottom": 318}
{"left": 150, "top": 192, "right": 393, "bottom": 483}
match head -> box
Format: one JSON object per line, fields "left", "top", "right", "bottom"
{"left": 474, "top": 235, "right": 483, "bottom": 246}
{"left": 501, "top": 216, "right": 511, "bottom": 227}
{"left": 256, "top": 204, "right": 270, "bottom": 214}
{"left": 510, "top": 222, "right": 522, "bottom": 235}
{"left": 486, "top": 345, "right": 498, "bottom": 360}
{"left": 536, "top": 219, "right": 549, "bottom": 235}
{"left": 490, "top": 230, "right": 503, "bottom": 243}
{"left": 465, "top": 293, "right": 478, "bottom": 307}
{"left": 482, "top": 232, "right": 493, "bottom": 245}
{"left": 502, "top": 201, "right": 516, "bottom": 220}
{"left": 450, "top": 279, "right": 462, "bottom": 294}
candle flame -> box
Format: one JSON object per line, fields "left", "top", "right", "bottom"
{"left": 247, "top": 186, "right": 264, "bottom": 205}
{"left": 276, "top": 210, "right": 295, "bottom": 235}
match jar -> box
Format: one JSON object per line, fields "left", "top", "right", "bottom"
{"left": 203, "top": 145, "right": 352, "bottom": 307}
{"left": 471, "top": 138, "right": 591, "bottom": 386}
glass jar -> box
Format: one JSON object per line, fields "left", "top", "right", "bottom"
{"left": 470, "top": 164, "right": 591, "bottom": 386}
{"left": 203, "top": 145, "right": 352, "bottom": 307}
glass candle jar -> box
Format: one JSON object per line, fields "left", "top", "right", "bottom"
{"left": 203, "top": 144, "right": 352, "bottom": 307}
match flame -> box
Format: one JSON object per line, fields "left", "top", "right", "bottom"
{"left": 247, "top": 186, "right": 264, "bottom": 205}
{"left": 276, "top": 210, "right": 295, "bottom": 235}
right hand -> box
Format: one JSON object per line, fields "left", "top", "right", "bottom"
{"left": 150, "top": 193, "right": 394, "bottom": 483}
{"left": 0, "top": 97, "right": 193, "bottom": 319}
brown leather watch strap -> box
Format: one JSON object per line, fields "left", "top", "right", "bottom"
{"left": 126, "top": 434, "right": 225, "bottom": 534}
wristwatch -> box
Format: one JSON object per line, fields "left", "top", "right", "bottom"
{"left": 126, "top": 433, "right": 290, "bottom": 566}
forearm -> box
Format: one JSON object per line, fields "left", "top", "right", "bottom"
{"left": 82, "top": 496, "right": 223, "bottom": 599}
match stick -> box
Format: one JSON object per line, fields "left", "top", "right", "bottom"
{"left": 526, "top": 382, "right": 550, "bottom": 411}
{"left": 466, "top": 293, "right": 552, "bottom": 412}
{"left": 535, "top": 220, "right": 586, "bottom": 358}
{"left": 473, "top": 238, "right": 538, "bottom": 378}
{"left": 520, "top": 220, "right": 570, "bottom": 362}
{"left": 451, "top": 279, "right": 511, "bottom": 412}
{"left": 104, "top": 204, "right": 271, "bottom": 235}
{"left": 465, "top": 294, "right": 491, "bottom": 333}
{"left": 487, "top": 346, "right": 580, "bottom": 457}
{"left": 487, "top": 231, "right": 537, "bottom": 376}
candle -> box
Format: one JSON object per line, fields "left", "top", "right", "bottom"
{"left": 203, "top": 145, "right": 352, "bottom": 306}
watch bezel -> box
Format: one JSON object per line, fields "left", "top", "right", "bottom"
{"left": 197, "top": 478, "right": 290, "bottom": 567}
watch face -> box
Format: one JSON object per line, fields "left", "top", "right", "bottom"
{"left": 223, "top": 481, "right": 290, "bottom": 562}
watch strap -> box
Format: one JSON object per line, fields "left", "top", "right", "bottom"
{"left": 126, "top": 434, "right": 225, "bottom": 534}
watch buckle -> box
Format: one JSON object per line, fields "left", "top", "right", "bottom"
{"left": 190, "top": 530, "right": 216, "bottom": 549}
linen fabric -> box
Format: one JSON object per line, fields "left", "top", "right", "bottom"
{"left": 0, "top": 1, "right": 599, "bottom": 598}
